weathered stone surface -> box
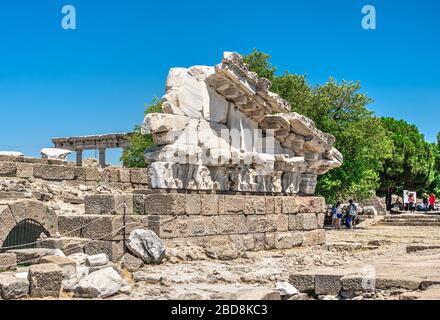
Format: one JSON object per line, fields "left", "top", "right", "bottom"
{"left": 0, "top": 253, "right": 17, "bottom": 272}
{"left": 7, "top": 248, "right": 64, "bottom": 264}
{"left": 289, "top": 213, "right": 318, "bottom": 231}
{"left": 15, "top": 163, "right": 34, "bottom": 178}
{"left": 236, "top": 288, "right": 281, "bottom": 300}
{"left": 141, "top": 52, "right": 342, "bottom": 194}
{"left": 144, "top": 193, "right": 185, "bottom": 216}
{"left": 275, "top": 282, "right": 299, "bottom": 297}
{"left": 315, "top": 274, "right": 344, "bottom": 296}
{"left": 289, "top": 273, "right": 315, "bottom": 292}
{"left": 74, "top": 167, "right": 100, "bottom": 181}
{"left": 130, "top": 169, "right": 149, "bottom": 185}
{"left": 303, "top": 229, "right": 326, "bottom": 246}
{"left": 0, "top": 162, "right": 17, "bottom": 177}
{"left": 127, "top": 229, "right": 166, "bottom": 264}
{"left": 75, "top": 267, "right": 124, "bottom": 298}
{"left": 219, "top": 195, "right": 245, "bottom": 215}
{"left": 28, "top": 263, "right": 63, "bottom": 298}
{"left": 86, "top": 254, "right": 110, "bottom": 267}
{"left": 33, "top": 164, "right": 75, "bottom": 180}
{"left": 84, "top": 194, "right": 133, "bottom": 215}
{"left": 275, "top": 232, "right": 303, "bottom": 250}
{"left": 83, "top": 241, "right": 124, "bottom": 262}
{"left": 0, "top": 273, "right": 29, "bottom": 300}
{"left": 121, "top": 253, "right": 143, "bottom": 272}
{"left": 39, "top": 255, "right": 77, "bottom": 277}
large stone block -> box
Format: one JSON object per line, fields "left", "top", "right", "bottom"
{"left": 200, "top": 194, "right": 219, "bottom": 215}
{"left": 288, "top": 213, "right": 318, "bottom": 231}
{"left": 74, "top": 167, "right": 100, "bottom": 181}
{"left": 0, "top": 162, "right": 17, "bottom": 177}
{"left": 282, "top": 197, "right": 299, "bottom": 214}
{"left": 303, "top": 229, "right": 326, "bottom": 246}
{"left": 28, "top": 263, "right": 63, "bottom": 298}
{"left": 219, "top": 195, "right": 245, "bottom": 215}
{"left": 315, "top": 273, "right": 344, "bottom": 296}
{"left": 229, "top": 234, "right": 255, "bottom": 251}
{"left": 119, "top": 169, "right": 132, "bottom": 183}
{"left": 185, "top": 193, "right": 202, "bottom": 215}
{"left": 16, "top": 163, "right": 34, "bottom": 178}
{"left": 130, "top": 169, "right": 149, "bottom": 185}
{"left": 133, "top": 194, "right": 145, "bottom": 215}
{"left": 33, "top": 164, "right": 75, "bottom": 180}
{"left": 39, "top": 256, "right": 77, "bottom": 278}
{"left": 289, "top": 273, "right": 315, "bottom": 292}
{"left": 83, "top": 240, "right": 124, "bottom": 262}
{"left": 244, "top": 197, "right": 266, "bottom": 215}
{"left": 0, "top": 273, "right": 29, "bottom": 300}
{"left": 99, "top": 168, "right": 120, "bottom": 182}
{"left": 265, "top": 196, "right": 275, "bottom": 214}
{"left": 297, "top": 197, "right": 326, "bottom": 213}
{"left": 144, "top": 193, "right": 185, "bottom": 216}
{"left": 0, "top": 253, "right": 17, "bottom": 272}
{"left": 274, "top": 232, "right": 303, "bottom": 250}
{"left": 218, "top": 215, "right": 247, "bottom": 235}
{"left": 84, "top": 194, "right": 133, "bottom": 215}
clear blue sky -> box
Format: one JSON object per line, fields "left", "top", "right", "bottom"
{"left": 0, "top": 0, "right": 439, "bottom": 164}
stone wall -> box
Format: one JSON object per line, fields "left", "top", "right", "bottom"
{"left": 0, "top": 157, "right": 149, "bottom": 187}
{"left": 80, "top": 191, "right": 327, "bottom": 256}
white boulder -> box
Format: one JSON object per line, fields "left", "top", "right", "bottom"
{"left": 127, "top": 229, "right": 166, "bottom": 264}
{"left": 74, "top": 267, "right": 124, "bottom": 298}
{"left": 86, "top": 254, "right": 109, "bottom": 267}
{"left": 275, "top": 282, "right": 299, "bottom": 297}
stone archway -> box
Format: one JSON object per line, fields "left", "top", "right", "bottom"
{"left": 0, "top": 200, "right": 58, "bottom": 249}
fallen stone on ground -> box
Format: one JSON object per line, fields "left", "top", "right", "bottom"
{"left": 127, "top": 229, "right": 166, "bottom": 264}
{"left": 75, "top": 267, "right": 126, "bottom": 298}
{"left": 86, "top": 254, "right": 109, "bottom": 267}
{"left": 0, "top": 273, "right": 29, "bottom": 299}
{"left": 28, "top": 263, "right": 63, "bottom": 298}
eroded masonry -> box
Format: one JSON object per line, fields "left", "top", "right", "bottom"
{"left": 0, "top": 52, "right": 342, "bottom": 262}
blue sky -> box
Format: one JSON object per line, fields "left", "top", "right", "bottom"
{"left": 0, "top": 0, "right": 439, "bottom": 164}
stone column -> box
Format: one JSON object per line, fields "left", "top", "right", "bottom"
{"left": 98, "top": 148, "right": 106, "bottom": 168}
{"left": 76, "top": 150, "right": 83, "bottom": 167}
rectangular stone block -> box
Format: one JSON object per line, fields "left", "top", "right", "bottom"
{"left": 33, "top": 164, "right": 75, "bottom": 181}
{"left": 16, "top": 163, "right": 34, "bottom": 178}
{"left": 144, "top": 193, "right": 185, "bottom": 216}
{"left": 201, "top": 194, "right": 219, "bottom": 215}
{"left": 148, "top": 215, "right": 179, "bottom": 239}
{"left": 99, "top": 168, "right": 120, "bottom": 182}
{"left": 289, "top": 213, "right": 318, "bottom": 231}
{"left": 218, "top": 215, "right": 247, "bottom": 235}
{"left": 130, "top": 169, "right": 149, "bottom": 185}
{"left": 0, "top": 253, "right": 17, "bottom": 272}
{"left": 119, "top": 169, "right": 131, "bottom": 183}
{"left": 275, "top": 214, "right": 289, "bottom": 232}
{"left": 282, "top": 197, "right": 299, "bottom": 214}
{"left": 315, "top": 274, "right": 344, "bottom": 296}
{"left": 83, "top": 240, "right": 124, "bottom": 262}
{"left": 265, "top": 196, "right": 275, "bottom": 214}
{"left": 84, "top": 194, "right": 133, "bottom": 215}
{"left": 219, "top": 195, "right": 245, "bottom": 215}
{"left": 297, "top": 197, "right": 326, "bottom": 213}
{"left": 185, "top": 194, "right": 202, "bottom": 215}
{"left": 244, "top": 197, "right": 266, "bottom": 215}
{"left": 74, "top": 167, "right": 99, "bottom": 181}
{"left": 247, "top": 216, "right": 267, "bottom": 233}
{"left": 289, "top": 273, "right": 315, "bottom": 292}
{"left": 28, "top": 263, "right": 63, "bottom": 298}
{"left": 303, "top": 229, "right": 326, "bottom": 246}
{"left": 0, "top": 162, "right": 17, "bottom": 177}
{"left": 275, "top": 232, "right": 303, "bottom": 249}
{"left": 274, "top": 197, "right": 283, "bottom": 214}
{"left": 229, "top": 234, "right": 255, "bottom": 251}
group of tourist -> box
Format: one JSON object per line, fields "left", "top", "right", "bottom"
{"left": 407, "top": 192, "right": 437, "bottom": 213}
{"left": 331, "top": 200, "right": 359, "bottom": 230}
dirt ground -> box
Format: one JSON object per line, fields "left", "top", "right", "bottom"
{"left": 108, "top": 224, "right": 440, "bottom": 300}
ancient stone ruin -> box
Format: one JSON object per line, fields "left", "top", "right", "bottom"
{"left": 0, "top": 52, "right": 345, "bottom": 300}
{"left": 142, "top": 52, "right": 342, "bottom": 195}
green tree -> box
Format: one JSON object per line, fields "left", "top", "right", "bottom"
{"left": 243, "top": 49, "right": 392, "bottom": 203}
{"left": 120, "top": 99, "right": 162, "bottom": 168}
{"left": 377, "top": 118, "right": 435, "bottom": 209}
